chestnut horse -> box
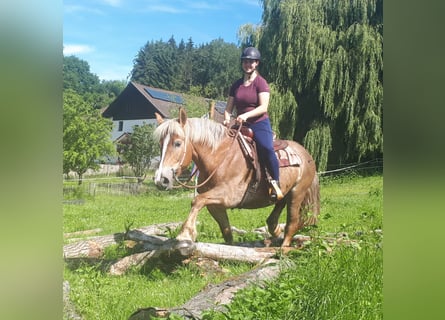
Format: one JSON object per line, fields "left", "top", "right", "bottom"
{"left": 153, "top": 108, "right": 319, "bottom": 247}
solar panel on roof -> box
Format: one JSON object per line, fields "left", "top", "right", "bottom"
{"left": 144, "top": 87, "right": 184, "bottom": 104}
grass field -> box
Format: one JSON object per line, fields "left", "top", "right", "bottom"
{"left": 63, "top": 171, "right": 382, "bottom": 319}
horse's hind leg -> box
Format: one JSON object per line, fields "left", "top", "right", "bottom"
{"left": 207, "top": 205, "right": 233, "bottom": 244}
{"left": 266, "top": 200, "right": 287, "bottom": 238}
{"left": 282, "top": 189, "right": 306, "bottom": 247}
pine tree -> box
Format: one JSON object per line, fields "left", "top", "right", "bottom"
{"left": 131, "top": 37, "right": 178, "bottom": 90}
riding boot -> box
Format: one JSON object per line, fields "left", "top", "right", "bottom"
{"left": 269, "top": 180, "right": 284, "bottom": 202}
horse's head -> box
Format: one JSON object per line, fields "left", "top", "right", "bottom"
{"left": 153, "top": 108, "right": 193, "bottom": 190}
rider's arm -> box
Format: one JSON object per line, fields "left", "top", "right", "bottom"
{"left": 224, "top": 96, "right": 235, "bottom": 126}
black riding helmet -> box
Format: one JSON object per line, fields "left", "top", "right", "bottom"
{"left": 241, "top": 47, "right": 261, "bottom": 61}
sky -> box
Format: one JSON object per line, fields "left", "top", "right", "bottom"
{"left": 63, "top": 0, "right": 263, "bottom": 81}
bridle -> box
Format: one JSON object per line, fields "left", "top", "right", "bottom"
{"left": 171, "top": 124, "right": 242, "bottom": 189}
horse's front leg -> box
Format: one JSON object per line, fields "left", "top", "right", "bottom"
{"left": 176, "top": 194, "right": 209, "bottom": 242}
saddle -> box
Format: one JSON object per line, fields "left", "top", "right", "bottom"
{"left": 233, "top": 124, "right": 302, "bottom": 186}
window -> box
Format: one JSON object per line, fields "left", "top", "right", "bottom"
{"left": 118, "top": 121, "right": 123, "bottom": 131}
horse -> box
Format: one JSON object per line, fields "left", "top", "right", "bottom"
{"left": 153, "top": 108, "right": 320, "bottom": 247}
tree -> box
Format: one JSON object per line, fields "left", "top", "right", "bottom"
{"left": 130, "top": 37, "right": 240, "bottom": 100}
{"left": 63, "top": 90, "right": 115, "bottom": 184}
{"left": 258, "top": 0, "right": 383, "bottom": 170}
{"left": 99, "top": 79, "right": 127, "bottom": 98}
{"left": 177, "top": 37, "right": 195, "bottom": 92}
{"left": 63, "top": 55, "right": 125, "bottom": 109}
{"left": 237, "top": 23, "right": 261, "bottom": 48}
{"left": 63, "top": 55, "right": 101, "bottom": 95}
{"left": 131, "top": 37, "right": 179, "bottom": 90}
{"left": 192, "top": 39, "right": 240, "bottom": 99}
{"left": 118, "top": 123, "right": 159, "bottom": 183}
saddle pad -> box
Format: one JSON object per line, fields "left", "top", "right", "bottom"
{"left": 276, "top": 146, "right": 302, "bottom": 167}
{"left": 273, "top": 139, "right": 288, "bottom": 150}
{"left": 238, "top": 135, "right": 301, "bottom": 168}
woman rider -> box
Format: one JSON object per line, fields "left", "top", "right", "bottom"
{"left": 223, "top": 47, "right": 284, "bottom": 201}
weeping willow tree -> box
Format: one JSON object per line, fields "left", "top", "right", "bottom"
{"left": 257, "top": 0, "right": 383, "bottom": 170}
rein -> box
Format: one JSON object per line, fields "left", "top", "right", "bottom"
{"left": 172, "top": 124, "right": 242, "bottom": 189}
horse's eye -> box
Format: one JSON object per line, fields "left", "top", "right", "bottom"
{"left": 174, "top": 140, "right": 182, "bottom": 148}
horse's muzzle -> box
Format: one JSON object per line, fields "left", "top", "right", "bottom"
{"left": 154, "top": 168, "right": 175, "bottom": 190}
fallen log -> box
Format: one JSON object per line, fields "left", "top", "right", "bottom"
{"left": 193, "top": 242, "right": 277, "bottom": 264}
{"left": 103, "top": 228, "right": 310, "bottom": 275}
{"left": 63, "top": 222, "right": 181, "bottom": 259}
{"left": 109, "top": 251, "right": 157, "bottom": 276}
{"left": 107, "top": 239, "right": 281, "bottom": 275}
{"left": 64, "top": 223, "right": 365, "bottom": 319}
{"left": 128, "top": 258, "right": 288, "bottom": 320}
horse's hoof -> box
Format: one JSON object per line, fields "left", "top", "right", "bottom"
{"left": 173, "top": 239, "right": 196, "bottom": 257}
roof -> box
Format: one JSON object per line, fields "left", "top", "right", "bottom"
{"left": 102, "top": 81, "right": 184, "bottom": 120}
{"left": 131, "top": 82, "right": 184, "bottom": 118}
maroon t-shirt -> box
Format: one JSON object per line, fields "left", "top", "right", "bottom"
{"left": 229, "top": 75, "right": 270, "bottom": 124}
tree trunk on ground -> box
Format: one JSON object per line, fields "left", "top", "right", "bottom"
{"left": 64, "top": 223, "right": 361, "bottom": 320}
{"left": 63, "top": 222, "right": 182, "bottom": 259}
{"left": 127, "top": 258, "right": 288, "bottom": 320}
{"left": 106, "top": 239, "right": 281, "bottom": 275}
{"left": 63, "top": 224, "right": 301, "bottom": 319}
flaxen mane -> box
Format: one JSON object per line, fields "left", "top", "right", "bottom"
{"left": 154, "top": 118, "right": 227, "bottom": 152}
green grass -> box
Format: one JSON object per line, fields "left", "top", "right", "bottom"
{"left": 205, "top": 241, "right": 382, "bottom": 320}
{"left": 63, "top": 172, "right": 383, "bottom": 319}
{"left": 64, "top": 261, "right": 252, "bottom": 320}
{"left": 202, "top": 172, "right": 383, "bottom": 319}
{"left": 319, "top": 173, "right": 383, "bottom": 234}
{"left": 63, "top": 191, "right": 193, "bottom": 237}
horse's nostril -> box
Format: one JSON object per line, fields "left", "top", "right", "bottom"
{"left": 162, "top": 177, "right": 169, "bottom": 185}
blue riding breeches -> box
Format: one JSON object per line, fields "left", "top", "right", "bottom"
{"left": 247, "top": 118, "right": 280, "bottom": 181}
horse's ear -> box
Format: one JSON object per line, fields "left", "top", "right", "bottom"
{"left": 178, "top": 107, "right": 187, "bottom": 127}
{"left": 155, "top": 112, "right": 164, "bottom": 124}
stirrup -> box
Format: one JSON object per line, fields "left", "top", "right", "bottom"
{"left": 269, "top": 180, "right": 284, "bottom": 201}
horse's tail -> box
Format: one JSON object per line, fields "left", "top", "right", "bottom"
{"left": 301, "top": 173, "right": 320, "bottom": 226}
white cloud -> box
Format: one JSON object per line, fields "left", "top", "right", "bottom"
{"left": 63, "top": 44, "right": 95, "bottom": 55}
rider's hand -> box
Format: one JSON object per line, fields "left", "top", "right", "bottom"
{"left": 236, "top": 114, "right": 247, "bottom": 124}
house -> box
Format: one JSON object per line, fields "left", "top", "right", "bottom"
{"left": 102, "top": 81, "right": 185, "bottom": 141}
{"left": 103, "top": 81, "right": 228, "bottom": 142}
